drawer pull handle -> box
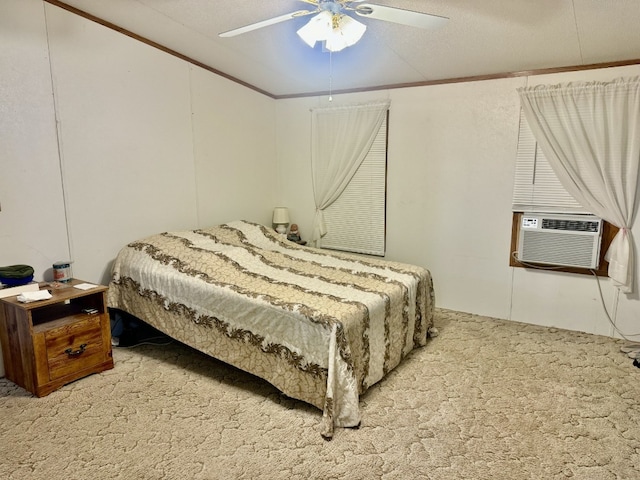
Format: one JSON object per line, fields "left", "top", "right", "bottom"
{"left": 65, "top": 344, "right": 87, "bottom": 356}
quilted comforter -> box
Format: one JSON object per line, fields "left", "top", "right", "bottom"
{"left": 107, "top": 220, "right": 435, "bottom": 437}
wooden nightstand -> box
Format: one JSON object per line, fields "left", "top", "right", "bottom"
{"left": 0, "top": 279, "right": 114, "bottom": 396}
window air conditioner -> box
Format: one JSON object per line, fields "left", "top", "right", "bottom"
{"left": 517, "top": 213, "right": 603, "bottom": 269}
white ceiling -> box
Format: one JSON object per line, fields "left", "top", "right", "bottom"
{"left": 51, "top": 0, "right": 640, "bottom": 98}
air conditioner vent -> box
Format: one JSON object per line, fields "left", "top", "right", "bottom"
{"left": 541, "top": 218, "right": 600, "bottom": 233}
{"left": 517, "top": 213, "right": 603, "bottom": 269}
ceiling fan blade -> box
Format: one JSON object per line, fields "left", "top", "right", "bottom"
{"left": 219, "top": 10, "right": 315, "bottom": 37}
{"left": 354, "top": 4, "right": 448, "bottom": 29}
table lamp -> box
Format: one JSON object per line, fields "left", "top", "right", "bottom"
{"left": 272, "top": 207, "right": 290, "bottom": 234}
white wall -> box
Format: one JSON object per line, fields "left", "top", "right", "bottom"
{"left": 190, "top": 67, "right": 277, "bottom": 226}
{"left": 45, "top": 4, "right": 199, "bottom": 284}
{"left": 44, "top": 4, "right": 278, "bottom": 284}
{"left": 0, "top": 0, "right": 69, "bottom": 280}
{"left": 275, "top": 66, "right": 640, "bottom": 340}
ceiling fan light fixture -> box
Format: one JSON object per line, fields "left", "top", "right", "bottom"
{"left": 296, "top": 10, "right": 332, "bottom": 48}
{"left": 297, "top": 11, "right": 366, "bottom": 52}
{"left": 221, "top": 1, "right": 449, "bottom": 54}
{"left": 325, "top": 14, "right": 366, "bottom": 52}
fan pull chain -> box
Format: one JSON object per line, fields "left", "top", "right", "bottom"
{"left": 329, "top": 50, "right": 333, "bottom": 102}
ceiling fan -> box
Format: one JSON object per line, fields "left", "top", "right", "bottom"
{"left": 219, "top": 0, "right": 448, "bottom": 52}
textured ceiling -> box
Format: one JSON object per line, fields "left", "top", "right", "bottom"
{"left": 50, "top": 0, "right": 640, "bottom": 98}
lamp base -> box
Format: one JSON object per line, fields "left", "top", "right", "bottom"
{"left": 275, "top": 224, "right": 287, "bottom": 234}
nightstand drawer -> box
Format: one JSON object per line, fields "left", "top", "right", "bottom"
{"left": 45, "top": 316, "right": 105, "bottom": 381}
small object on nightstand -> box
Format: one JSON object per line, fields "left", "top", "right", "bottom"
{"left": 0, "top": 282, "right": 39, "bottom": 299}
{"left": 52, "top": 261, "right": 72, "bottom": 283}
{"left": 0, "top": 264, "right": 35, "bottom": 287}
{"left": 287, "top": 224, "right": 302, "bottom": 242}
{"left": 16, "top": 290, "right": 52, "bottom": 303}
{"left": 287, "top": 224, "right": 307, "bottom": 245}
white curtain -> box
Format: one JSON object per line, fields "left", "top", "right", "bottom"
{"left": 518, "top": 77, "right": 640, "bottom": 292}
{"left": 310, "top": 100, "right": 390, "bottom": 247}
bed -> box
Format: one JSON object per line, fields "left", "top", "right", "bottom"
{"left": 107, "top": 220, "right": 435, "bottom": 437}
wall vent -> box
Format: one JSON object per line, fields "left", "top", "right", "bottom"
{"left": 517, "top": 213, "right": 603, "bottom": 269}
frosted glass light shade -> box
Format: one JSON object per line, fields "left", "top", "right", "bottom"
{"left": 296, "top": 11, "right": 332, "bottom": 48}
{"left": 297, "top": 12, "right": 366, "bottom": 52}
{"left": 325, "top": 15, "right": 367, "bottom": 52}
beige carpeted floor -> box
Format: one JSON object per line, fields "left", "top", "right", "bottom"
{"left": 1, "top": 309, "right": 639, "bottom": 480}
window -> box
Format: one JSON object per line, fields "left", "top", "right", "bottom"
{"left": 512, "top": 110, "right": 589, "bottom": 214}
{"left": 320, "top": 113, "right": 388, "bottom": 256}
{"left": 510, "top": 110, "right": 617, "bottom": 276}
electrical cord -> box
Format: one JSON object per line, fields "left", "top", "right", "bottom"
{"left": 589, "top": 270, "right": 640, "bottom": 342}
{"left": 513, "top": 250, "right": 640, "bottom": 355}
{"left": 115, "top": 337, "right": 174, "bottom": 348}
{"left": 511, "top": 251, "right": 565, "bottom": 270}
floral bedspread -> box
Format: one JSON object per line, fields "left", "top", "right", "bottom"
{"left": 108, "top": 220, "right": 434, "bottom": 437}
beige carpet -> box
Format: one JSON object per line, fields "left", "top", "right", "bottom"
{"left": 1, "top": 309, "right": 639, "bottom": 480}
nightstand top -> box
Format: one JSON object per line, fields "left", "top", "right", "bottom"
{"left": 0, "top": 279, "right": 107, "bottom": 310}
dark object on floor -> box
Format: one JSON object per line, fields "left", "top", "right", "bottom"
{"left": 109, "top": 309, "right": 171, "bottom": 347}
{"left": 634, "top": 359, "right": 640, "bottom": 369}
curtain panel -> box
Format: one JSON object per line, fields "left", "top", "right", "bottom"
{"left": 309, "top": 100, "right": 390, "bottom": 247}
{"left": 518, "top": 77, "right": 640, "bottom": 292}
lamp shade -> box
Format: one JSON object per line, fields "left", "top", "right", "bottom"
{"left": 272, "top": 207, "right": 290, "bottom": 225}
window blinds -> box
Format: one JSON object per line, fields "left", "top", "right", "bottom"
{"left": 512, "top": 110, "right": 589, "bottom": 214}
{"left": 321, "top": 114, "right": 387, "bottom": 256}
